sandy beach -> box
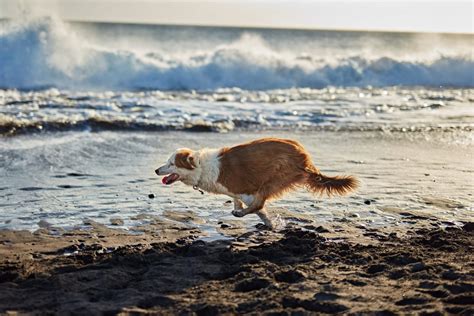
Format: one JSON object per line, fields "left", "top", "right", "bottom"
{"left": 0, "top": 217, "right": 472, "bottom": 314}
{"left": 1, "top": 130, "right": 473, "bottom": 314}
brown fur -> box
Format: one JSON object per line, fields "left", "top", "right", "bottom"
{"left": 217, "top": 138, "right": 358, "bottom": 208}
{"left": 174, "top": 149, "right": 196, "bottom": 170}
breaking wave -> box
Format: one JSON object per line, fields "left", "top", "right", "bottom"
{"left": 1, "top": 18, "right": 473, "bottom": 90}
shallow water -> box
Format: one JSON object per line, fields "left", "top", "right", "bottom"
{"left": 1, "top": 130, "right": 472, "bottom": 239}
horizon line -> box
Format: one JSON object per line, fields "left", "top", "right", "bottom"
{"left": 1, "top": 17, "right": 473, "bottom": 36}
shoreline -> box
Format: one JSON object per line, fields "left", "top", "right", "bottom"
{"left": 1, "top": 130, "right": 472, "bottom": 232}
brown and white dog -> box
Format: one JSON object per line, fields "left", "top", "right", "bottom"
{"left": 155, "top": 138, "right": 358, "bottom": 229}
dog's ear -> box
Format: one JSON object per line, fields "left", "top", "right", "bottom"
{"left": 187, "top": 154, "right": 196, "bottom": 169}
{"left": 175, "top": 150, "right": 196, "bottom": 170}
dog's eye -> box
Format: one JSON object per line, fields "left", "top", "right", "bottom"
{"left": 169, "top": 162, "right": 174, "bottom": 166}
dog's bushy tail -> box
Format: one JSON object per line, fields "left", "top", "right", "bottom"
{"left": 305, "top": 170, "right": 359, "bottom": 196}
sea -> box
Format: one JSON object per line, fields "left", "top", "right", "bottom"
{"left": 0, "top": 18, "right": 473, "bottom": 236}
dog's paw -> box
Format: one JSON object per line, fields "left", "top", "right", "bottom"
{"left": 232, "top": 210, "right": 245, "bottom": 217}
{"left": 257, "top": 212, "right": 286, "bottom": 231}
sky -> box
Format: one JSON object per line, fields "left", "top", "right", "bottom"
{"left": 0, "top": 0, "right": 472, "bottom": 33}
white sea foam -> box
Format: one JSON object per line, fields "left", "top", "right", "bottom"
{"left": 0, "top": 17, "right": 473, "bottom": 90}
{"left": 1, "top": 86, "right": 472, "bottom": 138}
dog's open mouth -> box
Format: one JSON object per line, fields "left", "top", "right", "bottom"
{"left": 162, "top": 173, "right": 180, "bottom": 185}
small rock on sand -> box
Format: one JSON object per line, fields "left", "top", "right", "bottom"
{"left": 462, "top": 222, "right": 474, "bottom": 232}
{"left": 110, "top": 218, "right": 124, "bottom": 226}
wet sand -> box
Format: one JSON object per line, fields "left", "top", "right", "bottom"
{"left": 2, "top": 130, "right": 473, "bottom": 232}
{"left": 1, "top": 130, "right": 473, "bottom": 314}
{"left": 0, "top": 219, "right": 472, "bottom": 315}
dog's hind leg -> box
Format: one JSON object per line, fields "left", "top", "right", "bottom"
{"left": 257, "top": 210, "right": 285, "bottom": 230}
{"left": 256, "top": 209, "right": 273, "bottom": 227}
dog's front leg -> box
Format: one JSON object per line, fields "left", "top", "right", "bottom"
{"left": 232, "top": 195, "right": 265, "bottom": 217}
{"left": 233, "top": 198, "right": 244, "bottom": 211}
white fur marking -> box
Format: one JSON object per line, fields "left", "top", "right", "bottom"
{"left": 240, "top": 194, "right": 255, "bottom": 206}
{"left": 194, "top": 148, "right": 232, "bottom": 195}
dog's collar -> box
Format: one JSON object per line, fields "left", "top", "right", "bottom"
{"left": 193, "top": 185, "right": 205, "bottom": 195}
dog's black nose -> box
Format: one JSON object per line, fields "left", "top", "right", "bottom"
{"left": 155, "top": 169, "right": 160, "bottom": 175}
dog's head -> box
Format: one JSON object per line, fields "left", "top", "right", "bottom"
{"left": 155, "top": 148, "right": 198, "bottom": 185}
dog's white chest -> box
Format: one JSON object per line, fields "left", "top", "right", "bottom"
{"left": 196, "top": 149, "right": 233, "bottom": 196}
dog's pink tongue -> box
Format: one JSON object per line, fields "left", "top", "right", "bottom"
{"left": 162, "top": 175, "right": 170, "bottom": 184}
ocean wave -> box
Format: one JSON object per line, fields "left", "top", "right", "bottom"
{"left": 0, "top": 118, "right": 473, "bottom": 136}
{"left": 1, "top": 112, "right": 472, "bottom": 137}
{"left": 1, "top": 18, "right": 473, "bottom": 91}
{"left": 0, "top": 116, "right": 233, "bottom": 135}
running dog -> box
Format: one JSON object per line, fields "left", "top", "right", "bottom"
{"left": 155, "top": 138, "right": 358, "bottom": 228}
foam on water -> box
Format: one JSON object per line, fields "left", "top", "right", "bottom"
{"left": 1, "top": 18, "right": 473, "bottom": 90}
{"left": 1, "top": 87, "right": 473, "bottom": 138}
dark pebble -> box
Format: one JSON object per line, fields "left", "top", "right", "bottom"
{"left": 445, "top": 307, "right": 474, "bottom": 315}
{"left": 364, "top": 200, "right": 371, "bottom": 205}
{"left": 274, "top": 269, "right": 307, "bottom": 283}
{"left": 384, "top": 253, "right": 417, "bottom": 266}
{"left": 388, "top": 269, "right": 406, "bottom": 280}
{"left": 424, "top": 290, "right": 449, "bottom": 298}
{"left": 304, "top": 301, "right": 348, "bottom": 313}
{"left": 315, "top": 226, "right": 330, "bottom": 233}
{"left": 148, "top": 194, "right": 155, "bottom": 199}
{"left": 462, "top": 222, "right": 474, "bottom": 232}
{"left": 195, "top": 305, "right": 220, "bottom": 316}
{"left": 442, "top": 270, "right": 461, "bottom": 280}
{"left": 234, "top": 277, "right": 271, "bottom": 292}
{"left": 395, "top": 297, "right": 429, "bottom": 305}
{"left": 420, "top": 313, "right": 442, "bottom": 316}
{"left": 444, "top": 282, "right": 474, "bottom": 294}
{"left": 346, "top": 279, "right": 367, "bottom": 287}
{"left": 410, "top": 262, "right": 427, "bottom": 273}
{"left": 418, "top": 281, "right": 438, "bottom": 289}
{"left": 374, "top": 310, "right": 398, "bottom": 316}
{"left": 314, "top": 292, "right": 341, "bottom": 301}
{"left": 366, "top": 264, "right": 387, "bottom": 274}
{"left": 444, "top": 294, "right": 474, "bottom": 305}
{"left": 282, "top": 297, "right": 348, "bottom": 313}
